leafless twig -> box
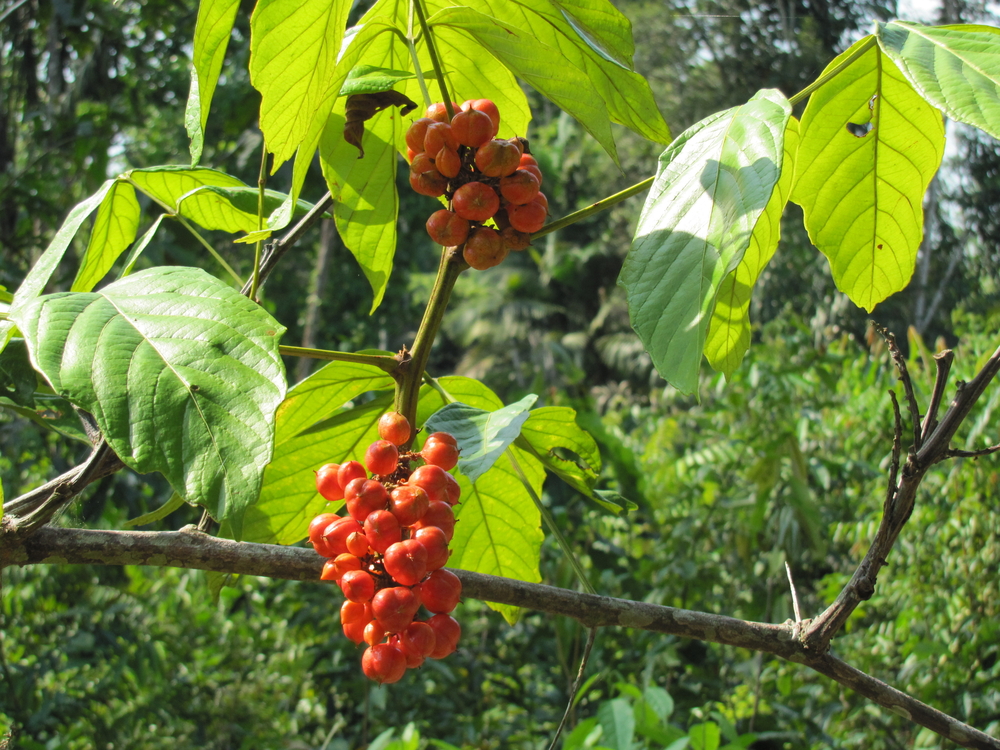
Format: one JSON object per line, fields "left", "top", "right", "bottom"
{"left": 547, "top": 627, "right": 597, "bottom": 750}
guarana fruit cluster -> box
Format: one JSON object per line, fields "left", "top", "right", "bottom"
{"left": 309, "top": 412, "right": 463, "bottom": 684}
{"left": 406, "top": 99, "right": 548, "bottom": 270}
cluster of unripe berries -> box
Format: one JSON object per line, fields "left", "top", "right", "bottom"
{"left": 309, "top": 412, "right": 463, "bottom": 684}
{"left": 406, "top": 99, "right": 548, "bottom": 270}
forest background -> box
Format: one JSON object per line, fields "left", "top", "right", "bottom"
{"left": 3, "top": 0, "right": 1000, "bottom": 748}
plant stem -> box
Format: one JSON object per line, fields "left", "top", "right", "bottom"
{"left": 279, "top": 345, "right": 400, "bottom": 374}
{"left": 394, "top": 247, "right": 466, "bottom": 444}
{"left": 249, "top": 143, "right": 269, "bottom": 300}
{"left": 531, "top": 176, "right": 654, "bottom": 242}
{"left": 406, "top": 2, "right": 433, "bottom": 108}
{"left": 174, "top": 215, "right": 243, "bottom": 285}
{"left": 788, "top": 35, "right": 877, "bottom": 107}
{"left": 412, "top": 0, "right": 453, "bottom": 118}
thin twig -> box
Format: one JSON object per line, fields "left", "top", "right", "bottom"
{"left": 785, "top": 561, "right": 801, "bottom": 624}
{"left": 876, "top": 325, "right": 922, "bottom": 450}
{"left": 943, "top": 445, "right": 1000, "bottom": 460}
{"left": 923, "top": 350, "right": 954, "bottom": 442}
{"left": 885, "top": 390, "right": 903, "bottom": 513}
{"left": 547, "top": 627, "right": 597, "bottom": 750}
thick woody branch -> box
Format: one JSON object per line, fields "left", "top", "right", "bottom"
{"left": 3, "top": 526, "right": 998, "bottom": 749}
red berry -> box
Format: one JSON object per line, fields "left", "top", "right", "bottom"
{"left": 409, "top": 169, "right": 448, "bottom": 197}
{"left": 408, "top": 464, "right": 451, "bottom": 504}
{"left": 434, "top": 146, "right": 462, "bottom": 178}
{"left": 460, "top": 99, "right": 500, "bottom": 136}
{"left": 341, "top": 599, "right": 371, "bottom": 626}
{"left": 315, "top": 463, "right": 344, "bottom": 501}
{"left": 425, "top": 102, "right": 460, "bottom": 123}
{"left": 346, "top": 530, "right": 370, "bottom": 557}
{"left": 364, "top": 509, "right": 402, "bottom": 554}
{"left": 340, "top": 569, "right": 376, "bottom": 603}
{"left": 426, "top": 614, "right": 461, "bottom": 658}
{"left": 400, "top": 621, "right": 437, "bottom": 657}
{"left": 451, "top": 108, "right": 494, "bottom": 148}
{"left": 372, "top": 586, "right": 422, "bottom": 633}
{"left": 322, "top": 553, "right": 362, "bottom": 582}
{"left": 363, "top": 619, "right": 386, "bottom": 647}
{"left": 474, "top": 139, "right": 521, "bottom": 177}
{"left": 320, "top": 516, "right": 364, "bottom": 557}
{"left": 338, "top": 461, "right": 367, "bottom": 489}
{"left": 424, "top": 122, "right": 458, "bottom": 156}
{"left": 519, "top": 153, "right": 538, "bottom": 168}
{"left": 308, "top": 512, "right": 341, "bottom": 547}
{"left": 365, "top": 439, "right": 399, "bottom": 476}
{"left": 452, "top": 182, "right": 500, "bottom": 223}
{"left": 418, "top": 568, "right": 462, "bottom": 614}
{"left": 378, "top": 412, "right": 412, "bottom": 446}
{"left": 406, "top": 118, "right": 434, "bottom": 152}
{"left": 383, "top": 539, "right": 429, "bottom": 586}
{"left": 413, "top": 501, "right": 456, "bottom": 541}
{"left": 406, "top": 146, "right": 418, "bottom": 162}
{"left": 500, "top": 169, "right": 540, "bottom": 205}
{"left": 413, "top": 525, "right": 451, "bottom": 570}
{"left": 362, "top": 643, "right": 407, "bottom": 684}
{"left": 500, "top": 226, "right": 531, "bottom": 251}
{"left": 342, "top": 618, "right": 366, "bottom": 644}
{"left": 389, "top": 484, "right": 430, "bottom": 526}
{"left": 345, "top": 479, "right": 390, "bottom": 523}
{"left": 521, "top": 164, "right": 543, "bottom": 185}
{"left": 463, "top": 227, "right": 507, "bottom": 270}
{"left": 421, "top": 437, "right": 460, "bottom": 470}
{"left": 409, "top": 152, "right": 437, "bottom": 174}
{"left": 507, "top": 200, "right": 547, "bottom": 234}
{"left": 442, "top": 471, "right": 461, "bottom": 505}
{"left": 427, "top": 432, "right": 458, "bottom": 447}
{"left": 426, "top": 209, "right": 470, "bottom": 247}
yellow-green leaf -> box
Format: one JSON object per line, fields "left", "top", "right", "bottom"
{"left": 705, "top": 117, "right": 800, "bottom": 377}
{"left": 791, "top": 36, "right": 945, "bottom": 311}
{"left": 71, "top": 180, "right": 141, "bottom": 292}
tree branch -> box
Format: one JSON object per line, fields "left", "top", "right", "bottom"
{"left": 3, "top": 526, "right": 998, "bottom": 749}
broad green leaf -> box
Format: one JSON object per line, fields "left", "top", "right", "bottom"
{"left": 705, "top": 116, "right": 800, "bottom": 377}
{"left": 688, "top": 722, "right": 721, "bottom": 750}
{"left": 184, "top": 0, "right": 241, "bottom": 165}
{"left": 619, "top": 88, "right": 791, "bottom": 395}
{"left": 341, "top": 65, "right": 420, "bottom": 95}
{"left": 250, "top": 0, "right": 353, "bottom": 170}
{"left": 127, "top": 166, "right": 248, "bottom": 209}
{"left": 1, "top": 180, "right": 115, "bottom": 353}
{"left": 176, "top": 185, "right": 316, "bottom": 234}
{"left": 122, "top": 493, "right": 186, "bottom": 528}
{"left": 597, "top": 697, "right": 635, "bottom": 750}
{"left": 423, "top": 394, "right": 538, "bottom": 483}
{"left": 120, "top": 214, "right": 166, "bottom": 277}
{"left": 643, "top": 686, "right": 674, "bottom": 721}
{"left": 72, "top": 180, "right": 141, "bottom": 292}
{"left": 320, "top": 97, "right": 399, "bottom": 311}
{"left": 877, "top": 21, "right": 1000, "bottom": 141}
{"left": 791, "top": 36, "right": 945, "bottom": 311}
{"left": 0, "top": 339, "right": 37, "bottom": 407}
{"left": 14, "top": 267, "right": 287, "bottom": 539}
{"left": 0, "top": 393, "right": 91, "bottom": 444}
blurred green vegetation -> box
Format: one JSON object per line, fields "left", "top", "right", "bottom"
{"left": 4, "top": 0, "right": 1000, "bottom": 748}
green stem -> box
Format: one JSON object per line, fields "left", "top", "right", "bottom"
{"left": 406, "top": 2, "right": 433, "bottom": 108}
{"left": 249, "top": 143, "right": 269, "bottom": 300}
{"left": 506, "top": 449, "right": 596, "bottom": 596}
{"left": 394, "top": 247, "right": 466, "bottom": 445}
{"left": 174, "top": 215, "right": 242, "bottom": 285}
{"left": 412, "top": 0, "right": 453, "bottom": 118}
{"left": 531, "top": 177, "right": 654, "bottom": 242}
{"left": 788, "top": 35, "right": 877, "bottom": 107}
{"left": 279, "top": 346, "right": 400, "bottom": 374}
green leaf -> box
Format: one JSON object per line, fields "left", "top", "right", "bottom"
{"left": 597, "top": 697, "right": 635, "bottom": 750}
{"left": 340, "top": 64, "right": 420, "bottom": 95}
{"left": 320, "top": 96, "right": 399, "bottom": 312}
{"left": 643, "top": 685, "right": 674, "bottom": 722}
{"left": 13, "top": 267, "right": 287, "bottom": 539}
{"left": 185, "top": 0, "right": 241, "bottom": 165}
{"left": 791, "top": 36, "right": 945, "bottom": 311}
{"left": 0, "top": 339, "right": 37, "bottom": 407}
{"left": 127, "top": 165, "right": 248, "bottom": 209}
{"left": 688, "top": 722, "right": 721, "bottom": 750}
{"left": 619, "top": 88, "right": 791, "bottom": 395}
{"left": 877, "top": 21, "right": 1000, "bottom": 141}
{"left": 120, "top": 214, "right": 166, "bottom": 278}
{"left": 122, "top": 493, "right": 186, "bottom": 528}
{"left": 0, "top": 393, "right": 91, "bottom": 444}
{"left": 423, "top": 394, "right": 538, "bottom": 483}
{"left": 249, "top": 0, "right": 354, "bottom": 170}
{"left": 243, "top": 360, "right": 395, "bottom": 546}
{"left": 71, "top": 180, "right": 142, "bottom": 292}
{"left": 176, "top": 185, "right": 316, "bottom": 234}
{"left": 1, "top": 179, "right": 116, "bottom": 354}
{"left": 705, "top": 116, "right": 800, "bottom": 377}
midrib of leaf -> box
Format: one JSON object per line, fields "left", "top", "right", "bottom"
{"left": 871, "top": 50, "right": 882, "bottom": 296}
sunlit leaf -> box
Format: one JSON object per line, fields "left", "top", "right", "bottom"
{"left": 71, "top": 180, "right": 141, "bottom": 292}
{"left": 705, "top": 116, "right": 800, "bottom": 377}
{"left": 127, "top": 165, "right": 248, "bottom": 208}
{"left": 791, "top": 36, "right": 945, "bottom": 311}
{"left": 176, "top": 185, "right": 317, "bottom": 234}
{"left": 620, "top": 88, "right": 791, "bottom": 394}
{"left": 120, "top": 214, "right": 166, "bottom": 278}
{"left": 877, "top": 21, "right": 1000, "bottom": 140}
{"left": 185, "top": 0, "right": 241, "bottom": 165}
{"left": 341, "top": 64, "right": 420, "bottom": 95}
{"left": 14, "top": 267, "right": 287, "bottom": 539}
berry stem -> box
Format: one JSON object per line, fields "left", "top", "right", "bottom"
{"left": 394, "top": 246, "right": 467, "bottom": 444}
{"left": 279, "top": 345, "right": 401, "bottom": 374}
{"left": 411, "top": 0, "right": 454, "bottom": 120}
